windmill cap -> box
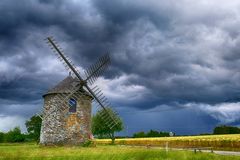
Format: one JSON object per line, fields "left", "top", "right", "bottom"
{"left": 43, "top": 76, "right": 93, "bottom": 98}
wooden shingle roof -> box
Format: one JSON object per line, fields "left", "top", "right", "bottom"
{"left": 43, "top": 76, "right": 92, "bottom": 98}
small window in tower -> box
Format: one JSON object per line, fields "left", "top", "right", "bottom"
{"left": 68, "top": 98, "right": 77, "bottom": 112}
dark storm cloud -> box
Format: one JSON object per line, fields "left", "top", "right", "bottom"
{"left": 1, "top": 0, "right": 240, "bottom": 132}
{"left": 0, "top": 0, "right": 109, "bottom": 120}
{"left": 88, "top": 0, "right": 240, "bottom": 106}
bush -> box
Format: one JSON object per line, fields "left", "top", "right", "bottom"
{"left": 82, "top": 140, "right": 96, "bottom": 147}
{"left": 0, "top": 132, "right": 4, "bottom": 142}
{"left": 147, "top": 130, "right": 159, "bottom": 137}
{"left": 133, "top": 131, "right": 146, "bottom": 138}
{"left": 5, "top": 127, "right": 25, "bottom": 142}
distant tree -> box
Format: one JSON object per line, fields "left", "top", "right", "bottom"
{"left": 92, "top": 108, "right": 124, "bottom": 143}
{"left": 133, "top": 131, "right": 146, "bottom": 138}
{"left": 25, "top": 115, "right": 42, "bottom": 142}
{"left": 0, "top": 132, "right": 4, "bottom": 142}
{"left": 213, "top": 125, "right": 240, "bottom": 134}
{"left": 5, "top": 127, "right": 25, "bottom": 142}
{"left": 147, "top": 130, "right": 159, "bottom": 137}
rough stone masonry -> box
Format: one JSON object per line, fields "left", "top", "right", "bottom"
{"left": 40, "top": 76, "right": 93, "bottom": 145}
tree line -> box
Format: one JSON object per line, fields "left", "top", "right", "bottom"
{"left": 213, "top": 125, "right": 240, "bottom": 134}
{"left": 133, "top": 130, "right": 174, "bottom": 138}
{"left": 0, "top": 115, "right": 41, "bottom": 143}
{"left": 1, "top": 109, "right": 240, "bottom": 143}
{"left": 0, "top": 127, "right": 25, "bottom": 142}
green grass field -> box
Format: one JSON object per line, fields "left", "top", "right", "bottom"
{"left": 0, "top": 143, "right": 239, "bottom": 160}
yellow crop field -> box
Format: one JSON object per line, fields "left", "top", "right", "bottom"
{"left": 95, "top": 134, "right": 240, "bottom": 150}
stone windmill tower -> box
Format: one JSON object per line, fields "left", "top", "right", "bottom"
{"left": 39, "top": 37, "right": 119, "bottom": 145}
{"left": 40, "top": 76, "right": 93, "bottom": 145}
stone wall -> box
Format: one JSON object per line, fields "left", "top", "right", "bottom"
{"left": 40, "top": 93, "right": 92, "bottom": 145}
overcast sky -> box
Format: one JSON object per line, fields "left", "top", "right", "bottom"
{"left": 1, "top": 0, "right": 240, "bottom": 135}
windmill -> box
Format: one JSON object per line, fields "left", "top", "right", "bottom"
{"left": 39, "top": 37, "right": 119, "bottom": 145}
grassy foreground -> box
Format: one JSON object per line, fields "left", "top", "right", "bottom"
{"left": 0, "top": 143, "right": 239, "bottom": 160}
{"left": 96, "top": 134, "right": 240, "bottom": 151}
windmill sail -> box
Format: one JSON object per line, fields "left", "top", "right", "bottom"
{"left": 84, "top": 54, "right": 111, "bottom": 85}
{"left": 45, "top": 37, "right": 119, "bottom": 130}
